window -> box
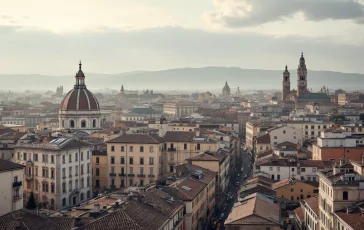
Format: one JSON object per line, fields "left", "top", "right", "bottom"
{"left": 130, "top": 146, "right": 133, "bottom": 152}
{"left": 170, "top": 153, "right": 174, "bottom": 161}
{"left": 301, "top": 168, "right": 306, "bottom": 172}
{"left": 149, "top": 157, "right": 154, "bottom": 165}
{"left": 129, "top": 157, "right": 134, "bottom": 164}
{"left": 291, "top": 168, "right": 295, "bottom": 172}
{"left": 81, "top": 152, "right": 84, "bottom": 161}
{"left": 184, "top": 153, "right": 188, "bottom": 160}
{"left": 149, "top": 167, "right": 154, "bottom": 176}
{"left": 283, "top": 130, "right": 286, "bottom": 134}
{"left": 87, "top": 163, "right": 90, "bottom": 173}
{"left": 269, "top": 167, "right": 273, "bottom": 171}
{"left": 197, "top": 144, "right": 200, "bottom": 150}
{"left": 81, "top": 120, "right": 86, "bottom": 128}
{"left": 62, "top": 168, "right": 66, "bottom": 178}
{"left": 140, "top": 146, "right": 144, "bottom": 152}
{"left": 129, "top": 167, "right": 133, "bottom": 174}
{"left": 62, "top": 182, "right": 66, "bottom": 193}
{"left": 121, "top": 146, "right": 125, "bottom": 152}
{"left": 70, "top": 120, "right": 75, "bottom": 128}
{"left": 51, "top": 168, "right": 54, "bottom": 178}
{"left": 81, "top": 164, "right": 84, "bottom": 174}
{"left": 75, "top": 152, "right": 78, "bottom": 162}
{"left": 140, "top": 157, "right": 144, "bottom": 165}
{"left": 111, "top": 146, "right": 115, "bottom": 152}
{"left": 62, "top": 155, "right": 65, "bottom": 164}
{"left": 51, "top": 155, "right": 54, "bottom": 164}
{"left": 111, "top": 156, "right": 115, "bottom": 164}
{"left": 274, "top": 136, "right": 277, "bottom": 139}
{"left": 75, "top": 165, "right": 79, "bottom": 175}
{"left": 42, "top": 167, "right": 46, "bottom": 177}
{"left": 312, "top": 168, "right": 317, "bottom": 172}
{"left": 277, "top": 175, "right": 280, "bottom": 180}
{"left": 96, "top": 157, "right": 99, "bottom": 164}
{"left": 140, "top": 167, "right": 144, "bottom": 175}
{"left": 34, "top": 153, "right": 38, "bottom": 162}
{"left": 93, "top": 119, "right": 96, "bottom": 127}
{"left": 69, "top": 167, "right": 72, "bottom": 177}
{"left": 87, "top": 151, "right": 89, "bottom": 159}
{"left": 291, "top": 188, "right": 294, "bottom": 192}
{"left": 311, "top": 125, "right": 314, "bottom": 129}
{"left": 343, "top": 191, "right": 348, "bottom": 200}
{"left": 149, "top": 146, "right": 154, "bottom": 152}
{"left": 96, "top": 168, "right": 100, "bottom": 176}
{"left": 69, "top": 154, "right": 72, "bottom": 163}
{"left": 23, "top": 152, "right": 27, "bottom": 161}
{"left": 277, "top": 167, "right": 280, "bottom": 171}
{"left": 51, "top": 183, "right": 55, "bottom": 193}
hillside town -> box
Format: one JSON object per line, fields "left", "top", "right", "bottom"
{"left": 1, "top": 54, "right": 364, "bottom": 230}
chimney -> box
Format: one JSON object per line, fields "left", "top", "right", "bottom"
{"left": 340, "top": 158, "right": 345, "bottom": 166}
{"left": 333, "top": 165, "right": 340, "bottom": 175}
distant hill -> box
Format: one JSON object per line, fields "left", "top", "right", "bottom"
{"left": 0, "top": 67, "right": 362, "bottom": 92}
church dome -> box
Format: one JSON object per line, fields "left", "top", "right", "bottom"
{"left": 222, "top": 81, "right": 231, "bottom": 95}
{"left": 59, "top": 62, "right": 100, "bottom": 112}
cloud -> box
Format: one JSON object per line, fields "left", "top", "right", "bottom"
{"left": 204, "top": 0, "right": 364, "bottom": 28}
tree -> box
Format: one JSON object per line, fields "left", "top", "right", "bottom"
{"left": 26, "top": 192, "right": 37, "bottom": 210}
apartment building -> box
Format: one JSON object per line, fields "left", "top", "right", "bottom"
{"left": 315, "top": 159, "right": 364, "bottom": 230}
{"left": 106, "top": 134, "right": 163, "bottom": 188}
{"left": 162, "top": 131, "right": 219, "bottom": 174}
{"left": 312, "top": 128, "right": 364, "bottom": 161}
{"left": 299, "top": 196, "right": 320, "bottom": 230}
{"left": 163, "top": 102, "right": 199, "bottom": 118}
{"left": 92, "top": 150, "right": 107, "bottom": 194}
{"left": 285, "top": 121, "right": 332, "bottom": 140}
{"left": 272, "top": 179, "right": 318, "bottom": 202}
{"left": 0, "top": 131, "right": 26, "bottom": 160}
{"left": 268, "top": 125, "right": 303, "bottom": 146}
{"left": 255, "top": 133, "right": 271, "bottom": 154}
{"left": 189, "top": 150, "right": 230, "bottom": 208}
{"left": 14, "top": 137, "right": 93, "bottom": 210}
{"left": 246, "top": 121, "right": 274, "bottom": 151}
{"left": 164, "top": 168, "right": 216, "bottom": 230}
{"left": 0, "top": 159, "right": 25, "bottom": 216}
{"left": 256, "top": 158, "right": 331, "bottom": 181}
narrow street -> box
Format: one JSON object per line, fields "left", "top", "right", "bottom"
{"left": 211, "top": 146, "right": 254, "bottom": 230}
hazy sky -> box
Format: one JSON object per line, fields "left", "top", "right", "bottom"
{"left": 1, "top": 0, "right": 364, "bottom": 74}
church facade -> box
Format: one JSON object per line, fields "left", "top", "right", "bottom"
{"left": 282, "top": 53, "right": 330, "bottom": 106}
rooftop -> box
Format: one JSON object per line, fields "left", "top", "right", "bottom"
{"left": 0, "top": 159, "right": 25, "bottom": 173}
{"left": 107, "top": 133, "right": 163, "bottom": 144}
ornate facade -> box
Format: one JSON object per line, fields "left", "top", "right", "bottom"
{"left": 59, "top": 62, "right": 101, "bottom": 134}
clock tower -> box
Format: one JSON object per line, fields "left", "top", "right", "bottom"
{"left": 282, "top": 65, "right": 290, "bottom": 101}
{"left": 297, "top": 52, "right": 308, "bottom": 97}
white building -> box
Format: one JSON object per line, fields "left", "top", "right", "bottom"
{"left": 256, "top": 158, "right": 330, "bottom": 181}
{"left": 58, "top": 62, "right": 102, "bottom": 134}
{"left": 14, "top": 137, "right": 93, "bottom": 210}
{"left": 316, "top": 128, "right": 358, "bottom": 148}
{"left": 273, "top": 141, "right": 298, "bottom": 157}
{"left": 0, "top": 159, "right": 25, "bottom": 215}
{"left": 268, "top": 125, "right": 303, "bottom": 146}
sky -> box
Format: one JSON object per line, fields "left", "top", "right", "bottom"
{"left": 1, "top": 0, "right": 364, "bottom": 75}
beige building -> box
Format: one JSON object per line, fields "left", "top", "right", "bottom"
{"left": 92, "top": 150, "right": 108, "bottom": 194}
{"left": 163, "top": 131, "right": 219, "bottom": 174}
{"left": 163, "top": 102, "right": 199, "bottom": 118}
{"left": 0, "top": 159, "right": 25, "bottom": 216}
{"left": 285, "top": 121, "right": 332, "bottom": 140}
{"left": 225, "top": 193, "right": 281, "bottom": 229}
{"left": 14, "top": 137, "right": 93, "bottom": 210}
{"left": 106, "top": 134, "right": 163, "bottom": 188}
{"left": 189, "top": 150, "right": 230, "bottom": 208}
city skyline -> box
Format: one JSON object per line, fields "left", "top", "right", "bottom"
{"left": 1, "top": 0, "right": 364, "bottom": 74}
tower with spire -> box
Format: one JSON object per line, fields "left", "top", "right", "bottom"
{"left": 282, "top": 65, "right": 290, "bottom": 101}
{"left": 297, "top": 52, "right": 308, "bottom": 97}
{"left": 222, "top": 81, "right": 231, "bottom": 96}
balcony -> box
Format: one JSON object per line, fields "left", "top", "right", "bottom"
{"left": 168, "top": 148, "right": 176, "bottom": 152}
{"left": 13, "top": 181, "right": 22, "bottom": 188}
{"left": 110, "top": 185, "right": 116, "bottom": 188}
{"left": 128, "top": 174, "right": 135, "bottom": 177}
{"left": 119, "top": 173, "right": 126, "bottom": 177}
{"left": 25, "top": 174, "right": 33, "bottom": 180}
{"left": 138, "top": 174, "right": 146, "bottom": 177}
{"left": 148, "top": 175, "right": 155, "bottom": 178}
{"left": 109, "top": 173, "right": 116, "bottom": 177}
{"left": 13, "top": 195, "right": 22, "bottom": 202}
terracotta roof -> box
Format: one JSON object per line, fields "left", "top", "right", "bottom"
{"left": 0, "top": 132, "right": 26, "bottom": 141}
{"left": 164, "top": 131, "right": 195, "bottom": 142}
{"left": 107, "top": 134, "right": 163, "bottom": 144}
{"left": 239, "top": 184, "right": 276, "bottom": 198}
{"left": 293, "top": 206, "right": 304, "bottom": 223}
{"left": 256, "top": 133, "right": 270, "bottom": 144}
{"left": 176, "top": 177, "right": 206, "bottom": 201}
{"left": 271, "top": 179, "right": 292, "bottom": 190}
{"left": 175, "top": 163, "right": 217, "bottom": 185}
{"left": 274, "top": 141, "right": 297, "bottom": 151}
{"left": 0, "top": 159, "right": 25, "bottom": 173}
{"left": 257, "top": 149, "right": 273, "bottom": 158}
{"left": 80, "top": 209, "right": 142, "bottom": 230}
{"left": 225, "top": 194, "right": 280, "bottom": 226}
{"left": 245, "top": 176, "right": 275, "bottom": 187}
{"left": 60, "top": 88, "right": 100, "bottom": 111}
{"left": 334, "top": 202, "right": 364, "bottom": 230}
{"left": 303, "top": 196, "right": 319, "bottom": 215}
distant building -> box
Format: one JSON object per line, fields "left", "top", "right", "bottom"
{"left": 222, "top": 81, "right": 231, "bottom": 97}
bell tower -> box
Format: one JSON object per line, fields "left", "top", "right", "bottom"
{"left": 282, "top": 65, "right": 290, "bottom": 101}
{"left": 297, "top": 52, "right": 308, "bottom": 97}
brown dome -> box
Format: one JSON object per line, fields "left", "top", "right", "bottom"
{"left": 60, "top": 88, "right": 99, "bottom": 111}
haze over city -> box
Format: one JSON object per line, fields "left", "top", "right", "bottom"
{"left": 2, "top": 2, "right": 364, "bottom": 230}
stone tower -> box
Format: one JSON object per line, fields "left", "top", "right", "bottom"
{"left": 297, "top": 52, "right": 308, "bottom": 97}
{"left": 282, "top": 65, "right": 290, "bottom": 101}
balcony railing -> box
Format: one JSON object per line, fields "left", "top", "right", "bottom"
{"left": 138, "top": 174, "right": 146, "bottom": 177}
{"left": 128, "top": 174, "right": 135, "bottom": 177}
{"left": 119, "top": 173, "right": 126, "bottom": 177}
{"left": 168, "top": 148, "right": 176, "bottom": 152}
{"left": 25, "top": 174, "right": 33, "bottom": 180}
{"left": 13, "top": 181, "right": 22, "bottom": 188}
{"left": 109, "top": 173, "right": 116, "bottom": 176}
{"left": 148, "top": 175, "right": 155, "bottom": 178}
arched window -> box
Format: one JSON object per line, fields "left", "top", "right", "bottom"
{"left": 81, "top": 120, "right": 86, "bottom": 128}
{"left": 93, "top": 119, "right": 96, "bottom": 128}
{"left": 343, "top": 191, "right": 348, "bottom": 200}
{"left": 80, "top": 193, "right": 84, "bottom": 201}
{"left": 62, "top": 198, "right": 66, "bottom": 206}
{"left": 70, "top": 120, "right": 75, "bottom": 128}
